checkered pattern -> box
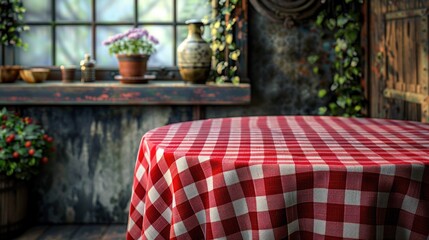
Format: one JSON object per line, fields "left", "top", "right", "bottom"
{"left": 127, "top": 116, "right": 429, "bottom": 239}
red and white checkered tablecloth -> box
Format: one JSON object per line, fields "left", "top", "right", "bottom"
{"left": 126, "top": 116, "right": 429, "bottom": 240}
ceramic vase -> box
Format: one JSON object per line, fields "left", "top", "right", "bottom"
{"left": 177, "top": 20, "right": 211, "bottom": 84}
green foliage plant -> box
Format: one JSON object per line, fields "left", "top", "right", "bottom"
{"left": 309, "top": 0, "right": 365, "bottom": 117}
{"left": 0, "top": 0, "right": 29, "bottom": 49}
{"left": 208, "top": 0, "right": 243, "bottom": 84}
{"left": 0, "top": 108, "right": 53, "bottom": 180}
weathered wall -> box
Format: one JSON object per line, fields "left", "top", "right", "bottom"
{"left": 18, "top": 106, "right": 194, "bottom": 224}
{"left": 8, "top": 7, "right": 331, "bottom": 224}
{"left": 207, "top": 9, "right": 330, "bottom": 118}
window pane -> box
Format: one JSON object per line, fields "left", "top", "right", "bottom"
{"left": 56, "top": 0, "right": 91, "bottom": 21}
{"left": 56, "top": 26, "right": 91, "bottom": 66}
{"left": 138, "top": 0, "right": 172, "bottom": 22}
{"left": 177, "top": 0, "right": 211, "bottom": 22}
{"left": 96, "top": 26, "right": 133, "bottom": 67}
{"left": 16, "top": 26, "right": 52, "bottom": 66}
{"left": 22, "top": 0, "right": 51, "bottom": 22}
{"left": 97, "top": 0, "right": 134, "bottom": 22}
{"left": 142, "top": 26, "right": 173, "bottom": 67}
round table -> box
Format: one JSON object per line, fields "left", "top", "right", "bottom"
{"left": 127, "top": 116, "right": 429, "bottom": 239}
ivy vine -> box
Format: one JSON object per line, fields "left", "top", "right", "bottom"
{"left": 0, "top": 0, "right": 29, "bottom": 49}
{"left": 209, "top": 0, "right": 242, "bottom": 84}
{"left": 309, "top": 0, "right": 364, "bottom": 117}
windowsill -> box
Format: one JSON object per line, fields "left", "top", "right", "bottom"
{"left": 0, "top": 80, "right": 251, "bottom": 105}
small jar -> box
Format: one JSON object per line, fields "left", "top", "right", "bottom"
{"left": 80, "top": 54, "right": 96, "bottom": 82}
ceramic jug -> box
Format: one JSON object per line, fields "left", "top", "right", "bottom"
{"left": 177, "top": 20, "right": 211, "bottom": 84}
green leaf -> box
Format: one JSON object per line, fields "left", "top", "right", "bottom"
{"left": 313, "top": 67, "right": 319, "bottom": 74}
{"left": 17, "top": 147, "right": 27, "bottom": 155}
{"left": 329, "top": 102, "right": 338, "bottom": 111}
{"left": 337, "top": 97, "right": 346, "bottom": 108}
{"left": 316, "top": 12, "right": 326, "bottom": 26}
{"left": 29, "top": 158, "right": 36, "bottom": 166}
{"left": 318, "top": 89, "right": 327, "bottom": 98}
{"left": 327, "top": 18, "right": 336, "bottom": 30}
{"left": 336, "top": 16, "right": 349, "bottom": 28}
{"left": 307, "top": 55, "right": 320, "bottom": 64}
{"left": 34, "top": 149, "right": 42, "bottom": 158}
{"left": 354, "top": 105, "right": 362, "bottom": 111}
{"left": 10, "top": 162, "right": 17, "bottom": 170}
{"left": 318, "top": 107, "right": 327, "bottom": 115}
{"left": 0, "top": 159, "right": 5, "bottom": 168}
{"left": 338, "top": 76, "right": 346, "bottom": 85}
{"left": 344, "top": 30, "right": 358, "bottom": 42}
{"left": 346, "top": 98, "right": 353, "bottom": 106}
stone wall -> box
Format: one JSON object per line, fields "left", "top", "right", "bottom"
{"left": 7, "top": 7, "right": 332, "bottom": 224}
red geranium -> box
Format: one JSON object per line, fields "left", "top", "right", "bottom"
{"left": 0, "top": 108, "right": 53, "bottom": 180}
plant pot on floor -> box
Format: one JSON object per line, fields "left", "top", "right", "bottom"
{"left": 0, "top": 108, "right": 54, "bottom": 239}
{"left": 0, "top": 175, "right": 28, "bottom": 239}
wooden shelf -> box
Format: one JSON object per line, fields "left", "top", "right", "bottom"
{"left": 0, "top": 81, "right": 251, "bottom": 105}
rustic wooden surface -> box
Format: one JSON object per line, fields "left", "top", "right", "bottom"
{"left": 36, "top": 225, "right": 79, "bottom": 240}
{"left": 367, "top": 0, "right": 429, "bottom": 122}
{"left": 0, "top": 81, "right": 251, "bottom": 105}
{"left": 14, "top": 224, "right": 126, "bottom": 240}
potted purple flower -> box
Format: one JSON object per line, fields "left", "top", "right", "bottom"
{"left": 103, "top": 28, "right": 159, "bottom": 80}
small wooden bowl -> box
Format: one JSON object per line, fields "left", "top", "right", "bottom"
{"left": 20, "top": 68, "right": 50, "bottom": 83}
{"left": 0, "top": 66, "right": 22, "bottom": 83}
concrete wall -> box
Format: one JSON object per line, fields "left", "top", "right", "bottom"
{"left": 9, "top": 7, "right": 332, "bottom": 224}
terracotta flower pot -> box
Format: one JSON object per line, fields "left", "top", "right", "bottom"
{"left": 116, "top": 54, "right": 149, "bottom": 77}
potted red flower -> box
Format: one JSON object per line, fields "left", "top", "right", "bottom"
{"left": 0, "top": 108, "right": 53, "bottom": 237}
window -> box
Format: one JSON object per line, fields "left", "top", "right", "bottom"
{"left": 14, "top": 0, "right": 211, "bottom": 69}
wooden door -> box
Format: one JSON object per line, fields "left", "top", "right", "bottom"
{"left": 367, "top": 0, "right": 429, "bottom": 122}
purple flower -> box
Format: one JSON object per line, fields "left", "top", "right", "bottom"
{"left": 141, "top": 29, "right": 149, "bottom": 37}
{"left": 149, "top": 35, "right": 159, "bottom": 45}
{"left": 117, "top": 33, "right": 127, "bottom": 40}
{"left": 111, "top": 33, "right": 126, "bottom": 42}
{"left": 128, "top": 32, "right": 142, "bottom": 40}
{"left": 103, "top": 28, "right": 159, "bottom": 55}
{"left": 102, "top": 40, "right": 111, "bottom": 46}
{"left": 102, "top": 36, "right": 116, "bottom": 45}
{"left": 126, "top": 28, "right": 139, "bottom": 35}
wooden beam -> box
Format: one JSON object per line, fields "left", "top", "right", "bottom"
{"left": 383, "top": 88, "right": 427, "bottom": 104}
{"left": 385, "top": 8, "right": 428, "bottom": 21}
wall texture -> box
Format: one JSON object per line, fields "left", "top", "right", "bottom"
{"left": 20, "top": 106, "right": 193, "bottom": 223}
{"left": 8, "top": 7, "right": 332, "bottom": 224}
{"left": 207, "top": 9, "right": 331, "bottom": 118}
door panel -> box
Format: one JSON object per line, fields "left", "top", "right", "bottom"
{"left": 368, "top": 0, "right": 429, "bottom": 122}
